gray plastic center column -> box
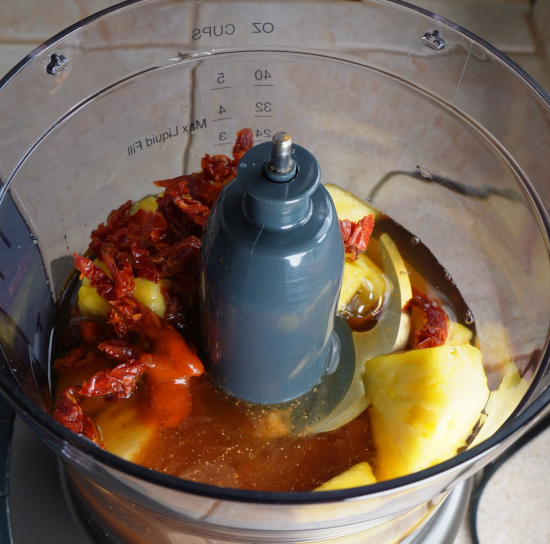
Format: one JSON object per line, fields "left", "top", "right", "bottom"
{"left": 200, "top": 133, "right": 344, "bottom": 404}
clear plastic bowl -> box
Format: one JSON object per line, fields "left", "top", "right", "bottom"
{"left": 1, "top": 0, "right": 550, "bottom": 542}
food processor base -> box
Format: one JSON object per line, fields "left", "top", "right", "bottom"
{"left": 5, "top": 410, "right": 471, "bottom": 544}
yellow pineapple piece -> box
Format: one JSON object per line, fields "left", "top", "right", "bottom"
{"left": 133, "top": 278, "right": 169, "bottom": 319}
{"left": 476, "top": 321, "right": 513, "bottom": 383}
{"left": 78, "top": 260, "right": 111, "bottom": 317}
{"left": 327, "top": 183, "right": 386, "bottom": 315}
{"left": 325, "top": 183, "right": 379, "bottom": 221}
{"left": 129, "top": 194, "right": 159, "bottom": 215}
{"left": 94, "top": 391, "right": 158, "bottom": 462}
{"left": 78, "top": 259, "right": 169, "bottom": 318}
{"left": 446, "top": 321, "right": 473, "bottom": 346}
{"left": 364, "top": 344, "right": 489, "bottom": 481}
{"left": 78, "top": 283, "right": 111, "bottom": 317}
{"left": 470, "top": 362, "right": 528, "bottom": 448}
{"left": 338, "top": 253, "right": 387, "bottom": 313}
{"left": 315, "top": 462, "right": 377, "bottom": 491}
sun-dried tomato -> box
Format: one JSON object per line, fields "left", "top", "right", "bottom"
{"left": 340, "top": 215, "right": 375, "bottom": 261}
{"left": 161, "top": 286, "right": 193, "bottom": 337}
{"left": 107, "top": 296, "right": 145, "bottom": 338}
{"left": 407, "top": 290, "right": 449, "bottom": 349}
{"left": 150, "top": 236, "right": 201, "bottom": 282}
{"left": 54, "top": 388, "right": 83, "bottom": 434}
{"left": 104, "top": 252, "right": 135, "bottom": 300}
{"left": 98, "top": 340, "right": 145, "bottom": 361}
{"left": 89, "top": 203, "right": 169, "bottom": 261}
{"left": 54, "top": 388, "right": 102, "bottom": 446}
{"left": 184, "top": 173, "right": 224, "bottom": 206}
{"left": 54, "top": 359, "right": 146, "bottom": 445}
{"left": 79, "top": 360, "right": 146, "bottom": 400}
{"left": 131, "top": 242, "right": 160, "bottom": 283}
{"left": 155, "top": 183, "right": 205, "bottom": 240}
{"left": 53, "top": 346, "right": 109, "bottom": 373}
{"left": 78, "top": 320, "right": 102, "bottom": 343}
{"left": 201, "top": 154, "right": 238, "bottom": 184}
{"left": 82, "top": 415, "right": 100, "bottom": 444}
{"left": 74, "top": 253, "right": 135, "bottom": 304}
{"left": 91, "top": 200, "right": 133, "bottom": 246}
{"left": 55, "top": 130, "right": 248, "bottom": 439}
{"left": 173, "top": 194, "right": 211, "bottom": 227}
{"left": 74, "top": 254, "right": 116, "bottom": 301}
{"left": 232, "top": 128, "right": 254, "bottom": 162}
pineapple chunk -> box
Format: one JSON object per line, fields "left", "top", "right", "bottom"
{"left": 338, "top": 253, "right": 386, "bottom": 313}
{"left": 446, "top": 321, "right": 473, "bottom": 346}
{"left": 78, "top": 283, "right": 111, "bottom": 316}
{"left": 326, "top": 183, "right": 386, "bottom": 315}
{"left": 94, "top": 391, "right": 158, "bottom": 462}
{"left": 364, "top": 344, "right": 489, "bottom": 481}
{"left": 470, "top": 362, "right": 528, "bottom": 448}
{"left": 78, "top": 260, "right": 111, "bottom": 317}
{"left": 129, "top": 194, "right": 159, "bottom": 215}
{"left": 325, "top": 183, "right": 379, "bottom": 221}
{"left": 78, "top": 259, "right": 169, "bottom": 318}
{"left": 315, "top": 462, "right": 376, "bottom": 491}
{"left": 133, "top": 278, "right": 168, "bottom": 319}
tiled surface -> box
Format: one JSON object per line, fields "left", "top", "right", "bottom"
{"left": 412, "top": 0, "right": 535, "bottom": 53}
{"left": 455, "top": 426, "right": 550, "bottom": 544}
{"left": 0, "top": 0, "right": 121, "bottom": 44}
{"left": 1, "top": 2, "right": 550, "bottom": 544}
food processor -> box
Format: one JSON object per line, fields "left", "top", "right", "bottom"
{"left": 1, "top": 0, "right": 550, "bottom": 542}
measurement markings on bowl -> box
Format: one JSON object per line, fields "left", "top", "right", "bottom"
{"left": 211, "top": 65, "right": 277, "bottom": 146}
{"left": 125, "top": 63, "right": 278, "bottom": 156}
{"left": 126, "top": 120, "right": 207, "bottom": 156}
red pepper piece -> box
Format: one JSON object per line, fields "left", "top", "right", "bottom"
{"left": 54, "top": 388, "right": 83, "bottom": 434}
{"left": 89, "top": 202, "right": 169, "bottom": 260}
{"left": 407, "top": 290, "right": 449, "bottom": 349}
{"left": 82, "top": 415, "right": 100, "bottom": 444}
{"left": 184, "top": 173, "right": 224, "bottom": 206}
{"left": 74, "top": 254, "right": 116, "bottom": 301}
{"left": 98, "top": 340, "right": 145, "bottom": 361}
{"left": 54, "top": 388, "right": 102, "bottom": 446}
{"left": 150, "top": 236, "right": 201, "bottom": 281}
{"left": 53, "top": 346, "right": 112, "bottom": 373}
{"left": 79, "top": 360, "right": 146, "bottom": 400}
{"left": 104, "top": 252, "right": 135, "bottom": 300}
{"left": 232, "top": 128, "right": 254, "bottom": 162}
{"left": 107, "top": 296, "right": 145, "bottom": 338}
{"left": 74, "top": 253, "right": 135, "bottom": 303}
{"left": 131, "top": 242, "right": 160, "bottom": 283}
{"left": 172, "top": 194, "right": 211, "bottom": 226}
{"left": 78, "top": 320, "right": 102, "bottom": 343}
{"left": 340, "top": 215, "right": 375, "bottom": 261}
{"left": 201, "top": 154, "right": 238, "bottom": 184}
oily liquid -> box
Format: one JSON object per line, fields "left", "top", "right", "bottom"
{"left": 53, "top": 216, "right": 475, "bottom": 492}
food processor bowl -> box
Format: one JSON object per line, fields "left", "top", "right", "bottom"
{"left": 1, "top": 0, "right": 550, "bottom": 542}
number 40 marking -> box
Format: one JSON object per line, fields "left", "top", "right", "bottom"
{"left": 255, "top": 70, "right": 271, "bottom": 81}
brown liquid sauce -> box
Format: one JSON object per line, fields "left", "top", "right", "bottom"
{"left": 136, "top": 375, "right": 375, "bottom": 491}
{"left": 53, "top": 215, "right": 475, "bottom": 492}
